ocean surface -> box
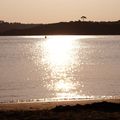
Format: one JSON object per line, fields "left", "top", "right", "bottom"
{"left": 0, "top": 35, "right": 120, "bottom": 103}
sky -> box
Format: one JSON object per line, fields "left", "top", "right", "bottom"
{"left": 0, "top": 0, "right": 120, "bottom": 23}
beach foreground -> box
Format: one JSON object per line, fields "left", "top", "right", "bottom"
{"left": 0, "top": 99, "right": 120, "bottom": 120}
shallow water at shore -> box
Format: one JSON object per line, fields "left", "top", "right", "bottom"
{"left": 0, "top": 35, "right": 120, "bottom": 103}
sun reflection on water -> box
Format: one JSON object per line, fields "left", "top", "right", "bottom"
{"left": 45, "top": 36, "right": 75, "bottom": 66}
{"left": 33, "top": 36, "right": 87, "bottom": 100}
{"left": 54, "top": 79, "right": 81, "bottom": 99}
{"left": 43, "top": 36, "right": 84, "bottom": 99}
{"left": 55, "top": 80, "right": 74, "bottom": 92}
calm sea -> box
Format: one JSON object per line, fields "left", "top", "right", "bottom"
{"left": 0, "top": 35, "right": 120, "bottom": 103}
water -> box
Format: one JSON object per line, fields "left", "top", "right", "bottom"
{"left": 0, "top": 35, "right": 120, "bottom": 103}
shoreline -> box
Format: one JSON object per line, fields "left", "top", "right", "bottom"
{"left": 0, "top": 98, "right": 120, "bottom": 120}
{"left": 0, "top": 98, "right": 120, "bottom": 111}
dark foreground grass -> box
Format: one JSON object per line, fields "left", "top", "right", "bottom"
{"left": 0, "top": 102, "right": 120, "bottom": 120}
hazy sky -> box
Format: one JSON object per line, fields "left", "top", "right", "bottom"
{"left": 0, "top": 0, "right": 120, "bottom": 23}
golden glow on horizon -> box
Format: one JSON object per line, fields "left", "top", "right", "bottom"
{"left": 0, "top": 0, "right": 120, "bottom": 23}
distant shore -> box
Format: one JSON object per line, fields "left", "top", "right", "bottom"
{"left": 0, "top": 98, "right": 120, "bottom": 120}
{"left": 0, "top": 20, "right": 120, "bottom": 35}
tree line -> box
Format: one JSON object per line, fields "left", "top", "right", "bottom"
{"left": 0, "top": 19, "right": 120, "bottom": 35}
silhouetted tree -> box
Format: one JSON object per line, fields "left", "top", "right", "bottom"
{"left": 81, "top": 16, "right": 87, "bottom": 21}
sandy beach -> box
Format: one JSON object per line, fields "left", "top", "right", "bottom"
{"left": 0, "top": 98, "right": 119, "bottom": 111}
{"left": 0, "top": 99, "right": 120, "bottom": 120}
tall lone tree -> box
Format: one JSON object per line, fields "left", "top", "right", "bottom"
{"left": 81, "top": 16, "right": 87, "bottom": 21}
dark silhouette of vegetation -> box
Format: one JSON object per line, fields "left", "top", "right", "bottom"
{"left": 52, "top": 101, "right": 120, "bottom": 112}
{"left": 0, "top": 20, "right": 38, "bottom": 34}
{"left": 0, "top": 20, "right": 120, "bottom": 35}
{"left": 81, "top": 16, "right": 87, "bottom": 21}
{"left": 0, "top": 102, "right": 120, "bottom": 120}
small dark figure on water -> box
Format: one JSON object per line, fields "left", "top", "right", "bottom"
{"left": 45, "top": 36, "right": 47, "bottom": 39}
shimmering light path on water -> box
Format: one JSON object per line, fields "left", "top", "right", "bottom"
{"left": 0, "top": 35, "right": 120, "bottom": 103}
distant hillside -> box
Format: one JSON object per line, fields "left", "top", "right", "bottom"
{"left": 0, "top": 20, "right": 120, "bottom": 35}
{"left": 0, "top": 20, "right": 38, "bottom": 34}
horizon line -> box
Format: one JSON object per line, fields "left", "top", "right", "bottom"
{"left": 0, "top": 19, "right": 120, "bottom": 24}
